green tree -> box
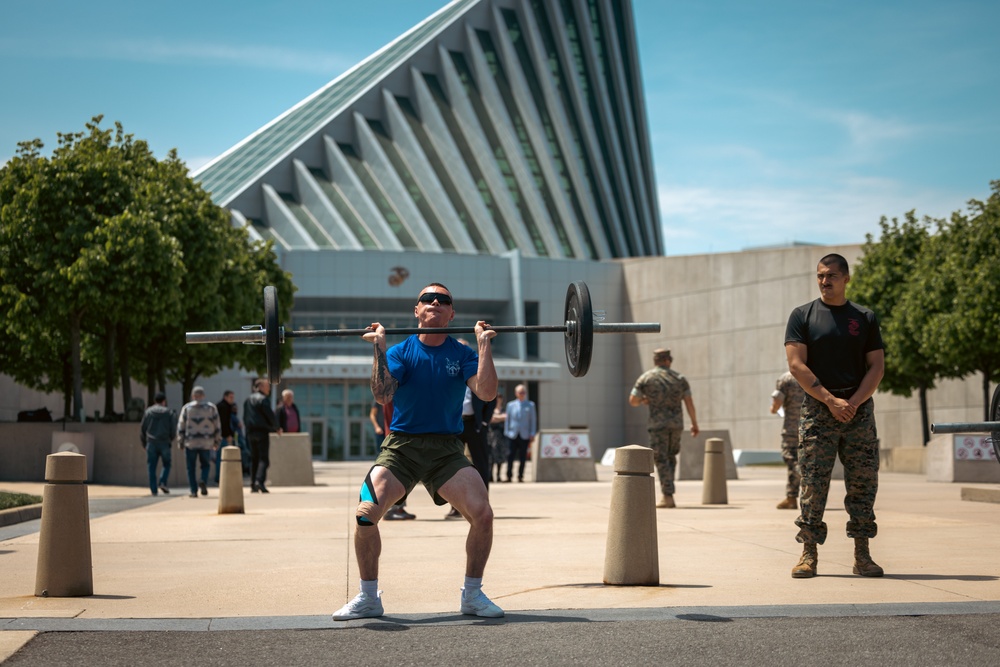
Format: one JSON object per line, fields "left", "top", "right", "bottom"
{"left": 0, "top": 119, "right": 174, "bottom": 419}
{"left": 128, "top": 155, "right": 295, "bottom": 401}
{"left": 921, "top": 181, "right": 1000, "bottom": 418}
{"left": 850, "top": 212, "right": 944, "bottom": 444}
{"left": 1, "top": 117, "right": 294, "bottom": 418}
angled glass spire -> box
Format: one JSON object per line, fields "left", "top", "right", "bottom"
{"left": 195, "top": 0, "right": 662, "bottom": 259}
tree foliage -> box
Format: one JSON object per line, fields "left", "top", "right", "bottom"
{"left": 920, "top": 181, "right": 1000, "bottom": 417}
{"left": 851, "top": 180, "right": 1000, "bottom": 437}
{"left": 0, "top": 117, "right": 294, "bottom": 420}
{"left": 850, "top": 212, "right": 943, "bottom": 443}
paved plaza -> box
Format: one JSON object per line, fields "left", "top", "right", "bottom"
{"left": 2, "top": 460, "right": 999, "bottom": 664}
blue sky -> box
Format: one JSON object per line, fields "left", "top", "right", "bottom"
{"left": 2, "top": 0, "right": 997, "bottom": 255}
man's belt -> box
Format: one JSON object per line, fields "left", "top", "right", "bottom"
{"left": 828, "top": 386, "right": 858, "bottom": 399}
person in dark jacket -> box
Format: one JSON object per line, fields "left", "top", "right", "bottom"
{"left": 215, "top": 390, "right": 236, "bottom": 484}
{"left": 244, "top": 378, "right": 281, "bottom": 493}
{"left": 140, "top": 392, "right": 176, "bottom": 496}
{"left": 445, "top": 386, "right": 496, "bottom": 519}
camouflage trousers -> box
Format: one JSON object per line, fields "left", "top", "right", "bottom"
{"left": 649, "top": 427, "right": 682, "bottom": 496}
{"left": 795, "top": 395, "right": 879, "bottom": 544}
{"left": 781, "top": 433, "right": 801, "bottom": 498}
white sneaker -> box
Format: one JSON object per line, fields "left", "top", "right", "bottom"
{"left": 332, "top": 591, "right": 384, "bottom": 620}
{"left": 460, "top": 588, "right": 504, "bottom": 618}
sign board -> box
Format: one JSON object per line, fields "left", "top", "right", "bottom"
{"left": 539, "top": 432, "right": 591, "bottom": 459}
{"left": 953, "top": 435, "right": 998, "bottom": 462}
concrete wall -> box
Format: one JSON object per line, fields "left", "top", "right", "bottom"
{"left": 0, "top": 423, "right": 188, "bottom": 486}
{"left": 620, "top": 246, "right": 992, "bottom": 453}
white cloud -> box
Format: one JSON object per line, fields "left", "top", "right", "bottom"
{"left": 813, "top": 108, "right": 925, "bottom": 163}
{"left": 657, "top": 181, "right": 969, "bottom": 256}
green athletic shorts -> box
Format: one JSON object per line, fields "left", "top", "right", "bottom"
{"left": 374, "top": 432, "right": 471, "bottom": 506}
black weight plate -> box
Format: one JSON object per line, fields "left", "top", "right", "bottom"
{"left": 264, "top": 286, "right": 281, "bottom": 386}
{"left": 564, "top": 281, "right": 593, "bottom": 377}
{"left": 991, "top": 384, "right": 1000, "bottom": 465}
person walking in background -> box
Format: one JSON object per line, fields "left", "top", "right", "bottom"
{"left": 215, "top": 390, "right": 236, "bottom": 485}
{"left": 370, "top": 401, "right": 386, "bottom": 447}
{"left": 177, "top": 386, "right": 221, "bottom": 498}
{"left": 628, "top": 348, "right": 699, "bottom": 509}
{"left": 487, "top": 394, "right": 507, "bottom": 483}
{"left": 244, "top": 378, "right": 281, "bottom": 493}
{"left": 446, "top": 385, "right": 496, "bottom": 519}
{"left": 503, "top": 384, "right": 537, "bottom": 483}
{"left": 771, "top": 371, "right": 805, "bottom": 510}
{"left": 140, "top": 391, "right": 176, "bottom": 496}
{"left": 277, "top": 389, "right": 301, "bottom": 433}
{"left": 785, "top": 253, "right": 885, "bottom": 579}
{"left": 231, "top": 401, "right": 251, "bottom": 478}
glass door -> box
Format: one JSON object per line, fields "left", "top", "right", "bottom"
{"left": 306, "top": 419, "right": 327, "bottom": 460}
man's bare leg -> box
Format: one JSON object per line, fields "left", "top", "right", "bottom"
{"left": 439, "top": 466, "right": 503, "bottom": 617}
{"left": 439, "top": 466, "right": 494, "bottom": 577}
{"left": 353, "top": 466, "right": 405, "bottom": 580}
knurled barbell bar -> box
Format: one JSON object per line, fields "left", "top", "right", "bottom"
{"left": 929, "top": 384, "right": 1000, "bottom": 464}
{"left": 186, "top": 281, "right": 660, "bottom": 385}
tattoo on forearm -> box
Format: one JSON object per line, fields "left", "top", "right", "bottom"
{"left": 370, "top": 344, "right": 398, "bottom": 403}
{"left": 811, "top": 379, "right": 822, "bottom": 389}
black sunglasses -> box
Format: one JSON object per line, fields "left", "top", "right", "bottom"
{"left": 418, "top": 292, "right": 452, "bottom": 306}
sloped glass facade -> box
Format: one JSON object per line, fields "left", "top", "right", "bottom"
{"left": 195, "top": 0, "right": 661, "bottom": 260}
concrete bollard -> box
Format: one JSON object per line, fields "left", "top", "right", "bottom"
{"left": 35, "top": 452, "right": 93, "bottom": 597}
{"left": 702, "top": 437, "right": 728, "bottom": 504}
{"left": 218, "top": 446, "right": 245, "bottom": 515}
{"left": 603, "top": 445, "right": 659, "bottom": 585}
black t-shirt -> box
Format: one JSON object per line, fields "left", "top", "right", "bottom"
{"left": 785, "top": 298, "right": 884, "bottom": 390}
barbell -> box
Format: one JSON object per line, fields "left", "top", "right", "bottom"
{"left": 930, "top": 384, "right": 1000, "bottom": 464}
{"left": 186, "top": 281, "right": 660, "bottom": 385}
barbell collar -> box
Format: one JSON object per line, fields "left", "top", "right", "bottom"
{"left": 186, "top": 330, "right": 267, "bottom": 345}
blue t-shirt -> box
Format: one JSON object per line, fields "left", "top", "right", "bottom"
{"left": 387, "top": 336, "right": 479, "bottom": 435}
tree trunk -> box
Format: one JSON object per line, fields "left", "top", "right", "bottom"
{"left": 985, "top": 370, "right": 992, "bottom": 421}
{"left": 147, "top": 364, "right": 156, "bottom": 405}
{"left": 70, "top": 314, "right": 84, "bottom": 422}
{"left": 146, "top": 342, "right": 158, "bottom": 405}
{"left": 182, "top": 357, "right": 197, "bottom": 404}
{"left": 118, "top": 324, "right": 132, "bottom": 409}
{"left": 104, "top": 319, "right": 116, "bottom": 418}
{"left": 918, "top": 384, "right": 929, "bottom": 446}
{"left": 62, "top": 357, "right": 73, "bottom": 421}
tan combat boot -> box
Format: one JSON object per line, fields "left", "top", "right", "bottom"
{"left": 791, "top": 542, "right": 818, "bottom": 578}
{"left": 776, "top": 496, "right": 797, "bottom": 510}
{"left": 853, "top": 538, "right": 884, "bottom": 577}
{"left": 656, "top": 494, "right": 675, "bottom": 508}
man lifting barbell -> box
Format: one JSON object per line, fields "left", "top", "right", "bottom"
{"left": 332, "top": 282, "right": 504, "bottom": 621}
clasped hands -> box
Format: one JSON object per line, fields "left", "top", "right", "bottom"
{"left": 827, "top": 397, "right": 857, "bottom": 423}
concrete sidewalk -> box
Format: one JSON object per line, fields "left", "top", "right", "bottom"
{"left": 2, "top": 461, "right": 1000, "bottom": 658}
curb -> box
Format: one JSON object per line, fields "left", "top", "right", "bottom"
{"left": 0, "top": 503, "right": 42, "bottom": 528}
{"left": 961, "top": 487, "right": 1000, "bottom": 504}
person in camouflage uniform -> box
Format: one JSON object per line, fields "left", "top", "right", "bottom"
{"left": 771, "top": 371, "right": 805, "bottom": 509}
{"left": 784, "top": 254, "right": 885, "bottom": 580}
{"left": 629, "top": 348, "right": 699, "bottom": 508}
